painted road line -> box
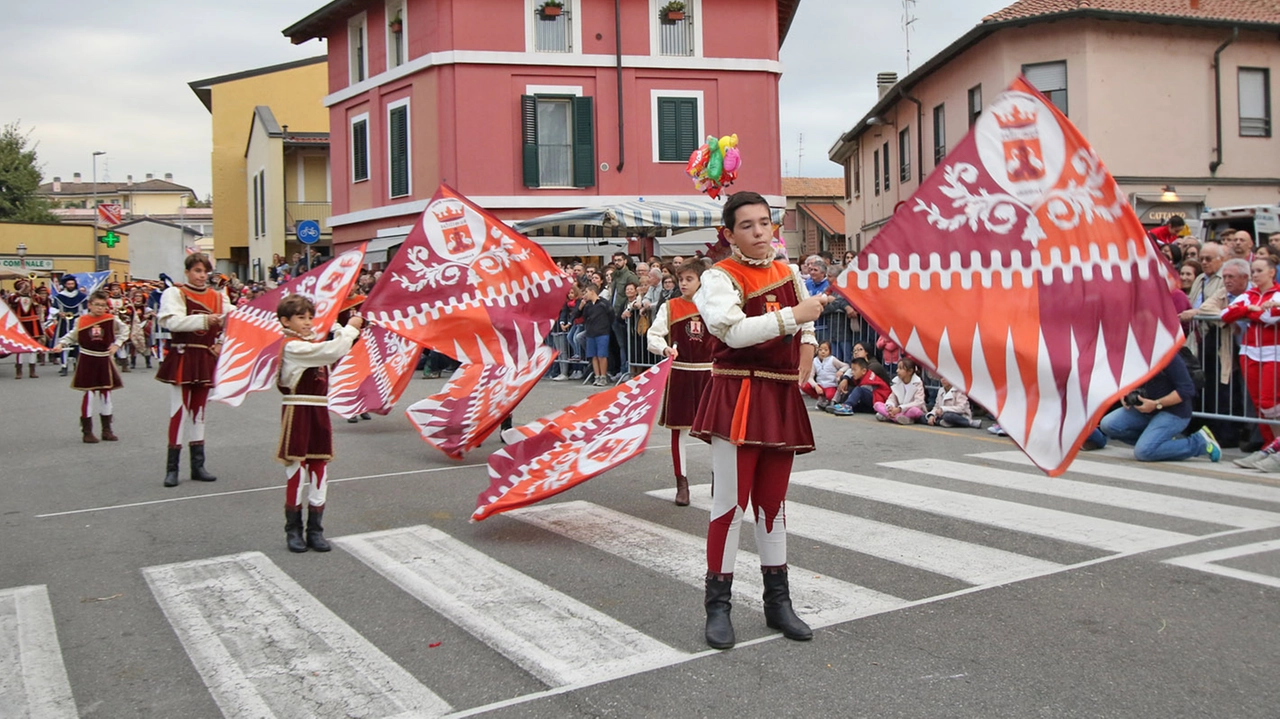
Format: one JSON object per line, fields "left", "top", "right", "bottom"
{"left": 334, "top": 525, "right": 686, "bottom": 688}
{"left": 789, "top": 470, "right": 1192, "bottom": 553}
{"left": 1165, "top": 539, "right": 1280, "bottom": 590}
{"left": 974, "top": 450, "right": 1280, "bottom": 504}
{"left": 506, "top": 500, "right": 903, "bottom": 629}
{"left": 887, "top": 458, "right": 1280, "bottom": 531}
{"left": 142, "top": 552, "right": 450, "bottom": 719}
{"left": 0, "top": 585, "right": 77, "bottom": 718}
{"left": 647, "top": 484, "right": 1063, "bottom": 586}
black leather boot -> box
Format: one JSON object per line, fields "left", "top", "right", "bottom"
{"left": 189, "top": 442, "right": 217, "bottom": 482}
{"left": 306, "top": 506, "right": 331, "bottom": 552}
{"left": 80, "top": 417, "right": 99, "bottom": 444}
{"left": 100, "top": 415, "right": 118, "bottom": 441}
{"left": 285, "top": 509, "right": 308, "bottom": 553}
{"left": 674, "top": 476, "right": 690, "bottom": 506}
{"left": 163, "top": 446, "right": 181, "bottom": 487}
{"left": 704, "top": 573, "right": 735, "bottom": 649}
{"left": 762, "top": 566, "right": 812, "bottom": 641}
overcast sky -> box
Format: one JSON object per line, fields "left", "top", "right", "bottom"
{"left": 1, "top": 0, "right": 1012, "bottom": 200}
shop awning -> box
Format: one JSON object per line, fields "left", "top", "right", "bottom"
{"left": 512, "top": 198, "right": 784, "bottom": 239}
{"left": 797, "top": 203, "right": 846, "bottom": 236}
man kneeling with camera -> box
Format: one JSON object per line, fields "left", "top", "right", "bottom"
{"left": 1090, "top": 352, "right": 1221, "bottom": 463}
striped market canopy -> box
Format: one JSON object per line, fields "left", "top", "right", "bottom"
{"left": 511, "top": 198, "right": 784, "bottom": 238}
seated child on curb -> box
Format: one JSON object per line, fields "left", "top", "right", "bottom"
{"left": 828, "top": 357, "right": 890, "bottom": 415}
{"left": 803, "top": 341, "right": 847, "bottom": 408}
{"left": 925, "top": 378, "right": 983, "bottom": 429}
{"left": 875, "top": 357, "right": 926, "bottom": 425}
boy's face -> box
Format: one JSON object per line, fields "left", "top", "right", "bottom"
{"left": 726, "top": 203, "right": 774, "bottom": 260}
{"left": 87, "top": 298, "right": 110, "bottom": 316}
{"left": 850, "top": 364, "right": 866, "bottom": 380}
{"left": 677, "top": 270, "right": 700, "bottom": 298}
{"left": 281, "top": 311, "right": 314, "bottom": 336}
{"left": 186, "top": 264, "right": 209, "bottom": 287}
{"left": 583, "top": 288, "right": 598, "bottom": 302}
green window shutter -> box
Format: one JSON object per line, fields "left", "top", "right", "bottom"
{"left": 352, "top": 119, "right": 369, "bottom": 182}
{"left": 389, "top": 105, "right": 409, "bottom": 197}
{"left": 521, "top": 95, "right": 540, "bottom": 188}
{"left": 572, "top": 96, "right": 595, "bottom": 188}
{"left": 675, "top": 98, "right": 698, "bottom": 160}
{"left": 657, "top": 98, "right": 678, "bottom": 161}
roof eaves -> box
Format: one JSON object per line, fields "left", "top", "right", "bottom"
{"left": 187, "top": 55, "right": 327, "bottom": 112}
{"left": 283, "top": 0, "right": 364, "bottom": 45}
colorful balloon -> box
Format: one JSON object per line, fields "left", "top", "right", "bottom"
{"left": 685, "top": 132, "right": 741, "bottom": 198}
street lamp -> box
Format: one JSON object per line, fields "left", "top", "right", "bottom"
{"left": 92, "top": 150, "right": 106, "bottom": 269}
{"left": 15, "top": 242, "right": 27, "bottom": 281}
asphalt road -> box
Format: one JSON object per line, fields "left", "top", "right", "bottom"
{"left": 3, "top": 362, "right": 1279, "bottom": 718}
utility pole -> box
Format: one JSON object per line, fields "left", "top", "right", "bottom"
{"left": 902, "top": 0, "right": 918, "bottom": 73}
{"left": 91, "top": 150, "right": 106, "bottom": 270}
{"left": 797, "top": 133, "right": 805, "bottom": 178}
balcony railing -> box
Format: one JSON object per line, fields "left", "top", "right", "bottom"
{"left": 286, "top": 201, "right": 331, "bottom": 233}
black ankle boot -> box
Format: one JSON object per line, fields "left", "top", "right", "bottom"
{"left": 762, "top": 566, "right": 812, "bottom": 641}
{"left": 285, "top": 509, "right": 308, "bottom": 553}
{"left": 163, "top": 446, "right": 181, "bottom": 487}
{"left": 189, "top": 443, "right": 217, "bottom": 482}
{"left": 306, "top": 506, "right": 331, "bottom": 552}
{"left": 704, "top": 573, "right": 735, "bottom": 649}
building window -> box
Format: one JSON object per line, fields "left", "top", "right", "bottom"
{"left": 522, "top": 94, "right": 595, "bottom": 188}
{"left": 932, "top": 104, "right": 946, "bottom": 165}
{"left": 968, "top": 85, "right": 982, "bottom": 127}
{"left": 873, "top": 148, "right": 880, "bottom": 195}
{"left": 252, "top": 172, "right": 260, "bottom": 238}
{"left": 348, "top": 14, "right": 368, "bottom": 84}
{"left": 534, "top": 0, "right": 572, "bottom": 52}
{"left": 1240, "top": 67, "right": 1272, "bottom": 137}
{"left": 387, "top": 2, "right": 406, "bottom": 69}
{"left": 1023, "top": 61, "right": 1067, "bottom": 114}
{"left": 350, "top": 113, "right": 370, "bottom": 183}
{"left": 882, "top": 141, "right": 890, "bottom": 191}
{"left": 851, "top": 147, "right": 860, "bottom": 198}
{"left": 388, "top": 99, "right": 411, "bottom": 198}
{"left": 655, "top": 95, "right": 700, "bottom": 162}
{"left": 899, "top": 127, "right": 911, "bottom": 183}
{"left": 658, "top": 5, "right": 695, "bottom": 56}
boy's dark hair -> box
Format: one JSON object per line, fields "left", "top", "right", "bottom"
{"left": 850, "top": 357, "right": 869, "bottom": 370}
{"left": 277, "top": 294, "right": 316, "bottom": 320}
{"left": 581, "top": 282, "right": 599, "bottom": 295}
{"left": 88, "top": 290, "right": 110, "bottom": 303}
{"left": 675, "top": 259, "right": 706, "bottom": 278}
{"left": 1168, "top": 216, "right": 1186, "bottom": 229}
{"left": 721, "top": 191, "right": 770, "bottom": 229}
{"left": 184, "top": 253, "right": 214, "bottom": 272}
{"left": 899, "top": 357, "right": 918, "bottom": 375}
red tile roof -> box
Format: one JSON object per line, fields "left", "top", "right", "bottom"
{"left": 782, "top": 177, "right": 845, "bottom": 198}
{"left": 797, "top": 203, "right": 845, "bottom": 235}
{"left": 984, "top": 0, "right": 1280, "bottom": 25}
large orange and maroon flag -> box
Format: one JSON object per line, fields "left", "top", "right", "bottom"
{"left": 472, "top": 360, "right": 672, "bottom": 522}
{"left": 327, "top": 324, "right": 424, "bottom": 419}
{"left": 360, "top": 184, "right": 571, "bottom": 365}
{"left": 211, "top": 244, "right": 366, "bottom": 406}
{"left": 835, "top": 77, "right": 1182, "bottom": 476}
{"left": 0, "top": 301, "right": 46, "bottom": 355}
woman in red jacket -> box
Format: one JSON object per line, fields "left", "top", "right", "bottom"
{"left": 1222, "top": 256, "right": 1280, "bottom": 444}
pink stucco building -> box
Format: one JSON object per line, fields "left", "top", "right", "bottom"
{"left": 829, "top": 0, "right": 1280, "bottom": 250}
{"left": 284, "top": 0, "right": 801, "bottom": 259}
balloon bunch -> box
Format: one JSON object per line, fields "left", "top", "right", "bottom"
{"left": 686, "top": 134, "right": 740, "bottom": 199}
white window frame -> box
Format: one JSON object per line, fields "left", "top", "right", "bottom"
{"left": 525, "top": 85, "right": 582, "bottom": 190}
{"left": 650, "top": 89, "right": 704, "bottom": 163}
{"left": 350, "top": 111, "right": 370, "bottom": 184}
{"left": 648, "top": 0, "right": 703, "bottom": 58}
{"left": 385, "top": 0, "right": 407, "bottom": 70}
{"left": 348, "top": 13, "right": 369, "bottom": 85}
{"left": 387, "top": 97, "right": 412, "bottom": 199}
{"left": 525, "top": 0, "right": 582, "bottom": 54}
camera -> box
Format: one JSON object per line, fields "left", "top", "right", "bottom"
{"left": 1123, "top": 391, "right": 1145, "bottom": 408}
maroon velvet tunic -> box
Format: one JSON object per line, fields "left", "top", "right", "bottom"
{"left": 7, "top": 294, "right": 42, "bottom": 340}
{"left": 690, "top": 259, "right": 815, "bottom": 453}
{"left": 156, "top": 286, "right": 223, "bottom": 386}
{"left": 277, "top": 359, "right": 333, "bottom": 463}
{"left": 660, "top": 297, "right": 719, "bottom": 430}
{"left": 70, "top": 315, "right": 123, "bottom": 391}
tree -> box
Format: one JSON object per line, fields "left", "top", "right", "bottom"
{"left": 0, "top": 122, "right": 58, "bottom": 224}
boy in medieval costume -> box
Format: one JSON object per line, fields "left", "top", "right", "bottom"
{"left": 691, "top": 191, "right": 831, "bottom": 649}
{"left": 50, "top": 275, "right": 88, "bottom": 376}
{"left": 646, "top": 260, "right": 720, "bottom": 506}
{"left": 275, "top": 294, "right": 364, "bottom": 553}
{"left": 57, "top": 291, "right": 127, "bottom": 443}
{"left": 7, "top": 279, "right": 43, "bottom": 378}
{"left": 157, "top": 254, "right": 229, "bottom": 487}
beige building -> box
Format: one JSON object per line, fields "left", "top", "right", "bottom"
{"left": 782, "top": 177, "right": 846, "bottom": 259}
{"left": 829, "top": 0, "right": 1280, "bottom": 250}
{"left": 38, "top": 173, "right": 196, "bottom": 222}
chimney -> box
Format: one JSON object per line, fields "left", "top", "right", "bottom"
{"left": 126, "top": 174, "right": 133, "bottom": 185}
{"left": 877, "top": 72, "right": 899, "bottom": 99}
{"left": 145, "top": 173, "right": 153, "bottom": 180}
{"left": 52, "top": 177, "right": 61, "bottom": 192}
{"left": 1190, "top": 0, "right": 1200, "bottom": 8}
{"left": 164, "top": 172, "right": 173, "bottom": 181}
{"left": 73, "top": 172, "right": 82, "bottom": 182}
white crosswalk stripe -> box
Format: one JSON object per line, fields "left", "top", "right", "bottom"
{"left": 0, "top": 585, "right": 78, "bottom": 719}
{"left": 647, "top": 484, "right": 1064, "bottom": 585}
{"left": 788, "top": 469, "right": 1194, "bottom": 552}
{"left": 333, "top": 524, "right": 688, "bottom": 688}
{"left": 506, "top": 500, "right": 905, "bottom": 628}
{"left": 1165, "top": 539, "right": 1280, "bottom": 589}
{"left": 885, "top": 458, "right": 1280, "bottom": 530}
{"left": 142, "top": 552, "right": 452, "bottom": 719}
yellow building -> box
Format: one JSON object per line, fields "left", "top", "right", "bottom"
{"left": 37, "top": 173, "right": 196, "bottom": 224}
{"left": 0, "top": 222, "right": 130, "bottom": 291}
{"left": 189, "top": 56, "right": 329, "bottom": 277}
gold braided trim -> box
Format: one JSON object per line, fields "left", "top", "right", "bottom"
{"left": 78, "top": 348, "right": 115, "bottom": 358}
{"left": 671, "top": 361, "right": 713, "bottom": 371}
{"left": 746, "top": 275, "right": 796, "bottom": 299}
{"left": 281, "top": 394, "right": 329, "bottom": 406}
{"left": 712, "top": 368, "right": 800, "bottom": 382}
{"left": 171, "top": 343, "right": 213, "bottom": 350}
{"left": 774, "top": 310, "right": 787, "bottom": 336}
